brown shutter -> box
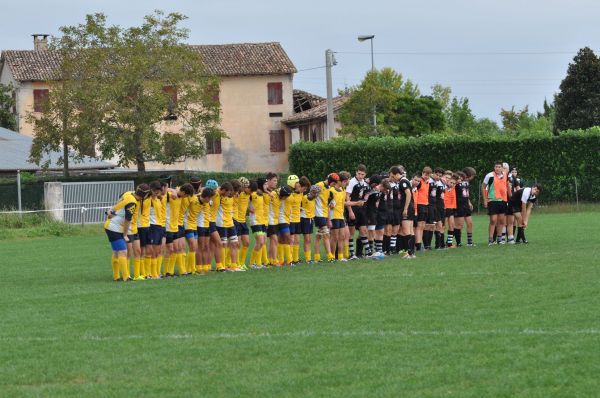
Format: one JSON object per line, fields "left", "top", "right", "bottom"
{"left": 33, "top": 89, "right": 49, "bottom": 112}
{"left": 206, "top": 137, "right": 222, "bottom": 154}
{"left": 267, "top": 82, "right": 283, "bottom": 105}
{"left": 269, "top": 130, "right": 285, "bottom": 152}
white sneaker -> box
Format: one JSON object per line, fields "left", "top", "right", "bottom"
{"left": 340, "top": 258, "right": 348, "bottom": 262}
{"left": 370, "top": 252, "right": 385, "bottom": 260}
{"left": 349, "top": 255, "right": 359, "bottom": 260}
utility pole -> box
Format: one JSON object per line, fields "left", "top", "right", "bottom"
{"left": 325, "top": 49, "right": 336, "bottom": 140}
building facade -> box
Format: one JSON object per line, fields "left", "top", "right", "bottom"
{"left": 0, "top": 38, "right": 296, "bottom": 172}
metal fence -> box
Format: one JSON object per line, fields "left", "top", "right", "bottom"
{"left": 62, "top": 181, "right": 134, "bottom": 224}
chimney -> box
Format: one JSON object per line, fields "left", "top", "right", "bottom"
{"left": 32, "top": 34, "right": 50, "bottom": 51}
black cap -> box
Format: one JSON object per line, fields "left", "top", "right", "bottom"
{"left": 279, "top": 185, "right": 292, "bottom": 197}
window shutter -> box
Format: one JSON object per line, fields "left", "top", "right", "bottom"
{"left": 206, "top": 137, "right": 222, "bottom": 154}
{"left": 33, "top": 89, "right": 49, "bottom": 112}
{"left": 267, "top": 82, "right": 283, "bottom": 105}
{"left": 270, "top": 130, "right": 285, "bottom": 152}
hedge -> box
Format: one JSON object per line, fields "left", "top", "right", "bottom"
{"left": 0, "top": 170, "right": 289, "bottom": 210}
{"left": 288, "top": 128, "right": 600, "bottom": 203}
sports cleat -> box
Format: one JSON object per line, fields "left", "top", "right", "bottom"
{"left": 239, "top": 264, "right": 249, "bottom": 271}
{"left": 522, "top": 239, "right": 529, "bottom": 244}
{"left": 498, "top": 240, "right": 506, "bottom": 245}
{"left": 340, "top": 258, "right": 348, "bottom": 262}
{"left": 348, "top": 255, "right": 359, "bottom": 260}
{"left": 133, "top": 276, "right": 146, "bottom": 281}
{"left": 488, "top": 241, "right": 494, "bottom": 246}
{"left": 401, "top": 252, "right": 412, "bottom": 259}
{"left": 507, "top": 239, "right": 515, "bottom": 245}
{"left": 250, "top": 264, "right": 260, "bottom": 270}
{"left": 370, "top": 252, "right": 385, "bottom": 260}
{"left": 467, "top": 243, "right": 475, "bottom": 247}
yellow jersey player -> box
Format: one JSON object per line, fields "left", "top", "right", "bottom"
{"left": 164, "top": 183, "right": 195, "bottom": 277}
{"left": 147, "top": 181, "right": 166, "bottom": 278}
{"left": 276, "top": 184, "right": 293, "bottom": 266}
{"left": 195, "top": 187, "right": 215, "bottom": 274}
{"left": 205, "top": 179, "right": 222, "bottom": 271}
{"left": 301, "top": 184, "right": 320, "bottom": 263}
{"left": 216, "top": 182, "right": 242, "bottom": 272}
{"left": 235, "top": 177, "right": 251, "bottom": 269}
{"left": 329, "top": 176, "right": 347, "bottom": 261}
{"left": 314, "top": 173, "right": 338, "bottom": 262}
{"left": 287, "top": 175, "right": 311, "bottom": 264}
{"left": 248, "top": 179, "right": 267, "bottom": 269}
{"left": 264, "top": 172, "right": 279, "bottom": 266}
{"left": 104, "top": 184, "right": 150, "bottom": 281}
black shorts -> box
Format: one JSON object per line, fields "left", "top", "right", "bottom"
{"left": 138, "top": 227, "right": 150, "bottom": 247}
{"left": 209, "top": 222, "right": 217, "bottom": 234}
{"left": 197, "top": 227, "right": 211, "bottom": 237}
{"left": 487, "top": 201, "right": 507, "bottom": 216}
{"left": 436, "top": 203, "right": 445, "bottom": 222}
{"left": 508, "top": 201, "right": 522, "bottom": 214}
{"left": 353, "top": 206, "right": 368, "bottom": 228}
{"left": 166, "top": 231, "right": 178, "bottom": 244}
{"left": 344, "top": 208, "right": 354, "bottom": 227}
{"left": 177, "top": 225, "right": 185, "bottom": 239}
{"left": 218, "top": 226, "right": 237, "bottom": 240}
{"left": 300, "top": 218, "right": 314, "bottom": 234}
{"left": 127, "top": 233, "right": 139, "bottom": 242}
{"left": 149, "top": 225, "right": 165, "bottom": 245}
{"left": 290, "top": 222, "right": 301, "bottom": 235}
{"left": 331, "top": 219, "right": 345, "bottom": 230}
{"left": 417, "top": 204, "right": 429, "bottom": 222}
{"left": 376, "top": 212, "right": 388, "bottom": 228}
{"left": 367, "top": 211, "right": 378, "bottom": 227}
{"left": 314, "top": 216, "right": 328, "bottom": 228}
{"left": 402, "top": 207, "right": 415, "bottom": 222}
{"left": 455, "top": 205, "right": 472, "bottom": 218}
{"left": 267, "top": 225, "right": 279, "bottom": 237}
{"left": 444, "top": 208, "right": 456, "bottom": 218}
{"left": 234, "top": 220, "right": 250, "bottom": 236}
{"left": 389, "top": 210, "right": 401, "bottom": 226}
{"left": 251, "top": 224, "right": 267, "bottom": 234}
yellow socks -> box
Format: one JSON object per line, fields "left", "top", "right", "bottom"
{"left": 292, "top": 245, "right": 300, "bottom": 262}
{"left": 204, "top": 264, "right": 212, "bottom": 273}
{"left": 314, "top": 253, "right": 321, "bottom": 262}
{"left": 216, "top": 262, "right": 224, "bottom": 271}
{"left": 238, "top": 246, "right": 248, "bottom": 266}
{"left": 344, "top": 244, "right": 350, "bottom": 258}
{"left": 175, "top": 253, "right": 186, "bottom": 275}
{"left": 118, "top": 256, "right": 129, "bottom": 280}
{"left": 167, "top": 254, "right": 176, "bottom": 275}
{"left": 111, "top": 257, "right": 120, "bottom": 280}
{"left": 304, "top": 250, "right": 312, "bottom": 262}
{"left": 261, "top": 245, "right": 268, "bottom": 265}
{"left": 133, "top": 258, "right": 141, "bottom": 279}
{"left": 284, "top": 244, "right": 292, "bottom": 264}
{"left": 223, "top": 247, "right": 231, "bottom": 268}
{"left": 157, "top": 255, "right": 163, "bottom": 275}
{"left": 327, "top": 252, "right": 335, "bottom": 261}
{"left": 187, "top": 252, "right": 196, "bottom": 274}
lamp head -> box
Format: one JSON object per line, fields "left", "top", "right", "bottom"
{"left": 358, "top": 35, "right": 375, "bottom": 42}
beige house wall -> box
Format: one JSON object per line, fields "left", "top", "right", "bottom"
{"left": 146, "top": 74, "right": 294, "bottom": 173}
{"left": 3, "top": 65, "right": 294, "bottom": 173}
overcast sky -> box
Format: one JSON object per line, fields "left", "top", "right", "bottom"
{"left": 2, "top": 0, "right": 599, "bottom": 121}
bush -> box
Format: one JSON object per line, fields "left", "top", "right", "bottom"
{"left": 288, "top": 127, "right": 600, "bottom": 203}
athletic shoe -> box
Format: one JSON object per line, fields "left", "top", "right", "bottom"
{"left": 370, "top": 252, "right": 385, "bottom": 260}
{"left": 349, "top": 255, "right": 359, "bottom": 260}
{"left": 340, "top": 258, "right": 348, "bottom": 262}
{"left": 250, "top": 264, "right": 260, "bottom": 270}
{"left": 522, "top": 239, "right": 529, "bottom": 244}
{"left": 507, "top": 239, "right": 515, "bottom": 245}
{"left": 467, "top": 243, "right": 475, "bottom": 247}
{"left": 306, "top": 260, "right": 315, "bottom": 265}
{"left": 488, "top": 241, "right": 494, "bottom": 246}
{"left": 498, "top": 240, "right": 506, "bottom": 245}
{"left": 410, "top": 254, "right": 417, "bottom": 259}
{"left": 401, "top": 252, "right": 411, "bottom": 259}
{"left": 239, "top": 264, "right": 249, "bottom": 271}
{"left": 133, "top": 276, "right": 146, "bottom": 281}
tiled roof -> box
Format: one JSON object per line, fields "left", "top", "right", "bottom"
{"left": 0, "top": 42, "right": 296, "bottom": 82}
{"left": 0, "top": 127, "right": 115, "bottom": 171}
{"left": 282, "top": 95, "right": 350, "bottom": 125}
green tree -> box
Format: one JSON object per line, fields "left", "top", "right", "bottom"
{"left": 554, "top": 47, "right": 600, "bottom": 132}
{"left": 391, "top": 95, "right": 445, "bottom": 136}
{"left": 338, "top": 67, "right": 419, "bottom": 137}
{"left": 0, "top": 83, "right": 17, "bottom": 130}
{"left": 472, "top": 118, "right": 501, "bottom": 135}
{"left": 446, "top": 97, "right": 476, "bottom": 134}
{"left": 430, "top": 83, "right": 452, "bottom": 111}
{"left": 30, "top": 11, "right": 223, "bottom": 173}
{"left": 500, "top": 105, "right": 553, "bottom": 137}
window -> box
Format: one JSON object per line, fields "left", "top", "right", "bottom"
{"left": 33, "top": 89, "right": 49, "bottom": 113}
{"left": 206, "top": 136, "right": 222, "bottom": 154}
{"left": 269, "top": 130, "right": 286, "bottom": 152}
{"left": 267, "top": 82, "right": 283, "bottom": 105}
{"left": 269, "top": 112, "right": 283, "bottom": 118}
{"left": 162, "top": 85, "right": 178, "bottom": 119}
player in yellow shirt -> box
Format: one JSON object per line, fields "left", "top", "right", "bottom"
{"left": 287, "top": 175, "right": 311, "bottom": 264}
{"left": 104, "top": 184, "right": 151, "bottom": 281}
{"left": 226, "top": 179, "right": 242, "bottom": 269}
{"left": 194, "top": 187, "right": 215, "bottom": 274}
{"left": 184, "top": 182, "right": 203, "bottom": 275}
{"left": 148, "top": 181, "right": 166, "bottom": 278}
{"left": 276, "top": 184, "right": 293, "bottom": 266}
{"left": 265, "top": 172, "right": 280, "bottom": 266}
{"left": 135, "top": 185, "right": 153, "bottom": 280}
{"left": 314, "top": 173, "right": 338, "bottom": 262}
{"left": 205, "top": 179, "right": 223, "bottom": 271}
{"left": 248, "top": 179, "right": 267, "bottom": 269}
{"left": 329, "top": 176, "right": 348, "bottom": 261}
{"left": 235, "top": 177, "right": 251, "bottom": 270}
{"left": 301, "top": 184, "right": 320, "bottom": 263}
{"left": 216, "top": 181, "right": 242, "bottom": 271}
{"left": 164, "top": 183, "right": 195, "bottom": 277}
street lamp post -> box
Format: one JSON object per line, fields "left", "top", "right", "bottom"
{"left": 358, "top": 35, "right": 376, "bottom": 130}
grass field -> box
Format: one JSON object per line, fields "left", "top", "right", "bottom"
{"left": 1, "top": 211, "right": 600, "bottom": 397}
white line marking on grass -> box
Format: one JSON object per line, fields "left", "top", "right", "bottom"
{"left": 3, "top": 329, "right": 599, "bottom": 343}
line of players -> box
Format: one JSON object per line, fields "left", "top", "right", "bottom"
{"left": 103, "top": 163, "right": 540, "bottom": 281}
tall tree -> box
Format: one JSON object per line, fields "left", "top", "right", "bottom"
{"left": 554, "top": 47, "right": 600, "bottom": 132}
{"left": 446, "top": 97, "right": 476, "bottom": 134}
{"left": 391, "top": 95, "right": 445, "bottom": 136}
{"left": 338, "top": 67, "right": 419, "bottom": 137}
{"left": 0, "top": 83, "right": 17, "bottom": 130}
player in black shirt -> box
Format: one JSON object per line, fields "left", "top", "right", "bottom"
{"left": 433, "top": 167, "right": 446, "bottom": 249}
{"left": 346, "top": 165, "right": 370, "bottom": 258}
{"left": 509, "top": 184, "right": 542, "bottom": 243}
{"left": 454, "top": 167, "right": 477, "bottom": 246}
{"left": 364, "top": 175, "right": 390, "bottom": 259}
{"left": 390, "top": 165, "right": 415, "bottom": 258}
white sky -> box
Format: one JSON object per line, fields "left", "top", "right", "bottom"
{"left": 2, "top": 0, "right": 599, "bottom": 121}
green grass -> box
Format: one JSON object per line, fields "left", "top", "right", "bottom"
{"left": 1, "top": 211, "right": 600, "bottom": 397}
{"left": 0, "top": 213, "right": 101, "bottom": 240}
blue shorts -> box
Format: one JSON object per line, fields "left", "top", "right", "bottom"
{"left": 289, "top": 222, "right": 301, "bottom": 235}
{"left": 315, "top": 216, "right": 328, "bottom": 228}
{"left": 375, "top": 224, "right": 385, "bottom": 231}
{"left": 149, "top": 225, "right": 164, "bottom": 245}
{"left": 197, "top": 227, "right": 210, "bottom": 237}
{"left": 278, "top": 223, "right": 290, "bottom": 235}
{"left": 217, "top": 226, "right": 237, "bottom": 240}
{"left": 331, "top": 219, "right": 345, "bottom": 230}
{"left": 209, "top": 222, "right": 217, "bottom": 234}
{"left": 138, "top": 227, "right": 150, "bottom": 247}
{"left": 105, "top": 229, "right": 127, "bottom": 251}
{"left": 185, "top": 229, "right": 198, "bottom": 239}
{"left": 300, "top": 218, "right": 314, "bottom": 235}
{"left": 235, "top": 220, "right": 250, "bottom": 236}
